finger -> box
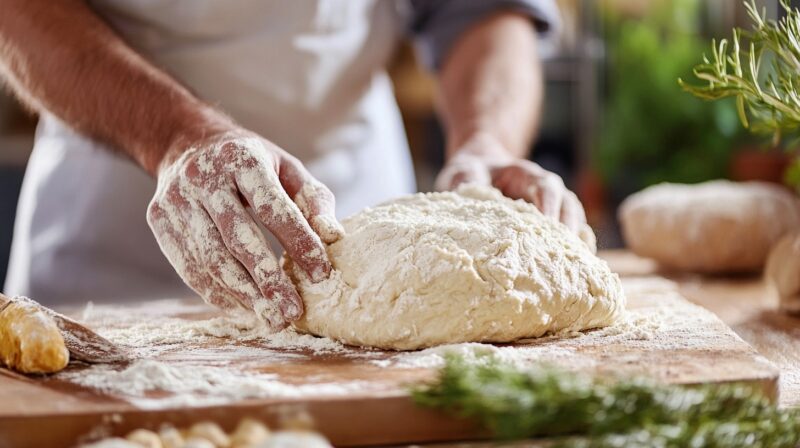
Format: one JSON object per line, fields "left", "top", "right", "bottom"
{"left": 434, "top": 158, "right": 491, "bottom": 191}
{"left": 201, "top": 189, "right": 304, "bottom": 322}
{"left": 537, "top": 179, "right": 563, "bottom": 220}
{"left": 235, "top": 162, "right": 331, "bottom": 283}
{"left": 183, "top": 205, "right": 257, "bottom": 307}
{"left": 279, "top": 156, "right": 344, "bottom": 244}
{"left": 188, "top": 205, "right": 297, "bottom": 330}
{"left": 492, "top": 164, "right": 563, "bottom": 220}
{"left": 559, "top": 192, "right": 586, "bottom": 233}
{"left": 148, "top": 197, "right": 246, "bottom": 312}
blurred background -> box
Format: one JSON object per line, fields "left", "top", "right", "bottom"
{"left": 0, "top": 0, "right": 795, "bottom": 285}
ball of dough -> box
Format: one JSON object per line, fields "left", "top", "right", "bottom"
{"left": 765, "top": 230, "right": 800, "bottom": 314}
{"left": 619, "top": 180, "right": 800, "bottom": 273}
{"left": 260, "top": 431, "right": 331, "bottom": 448}
{"left": 0, "top": 297, "right": 69, "bottom": 373}
{"left": 158, "top": 427, "right": 185, "bottom": 448}
{"left": 179, "top": 438, "right": 215, "bottom": 448}
{"left": 230, "top": 419, "right": 270, "bottom": 448}
{"left": 186, "top": 422, "right": 229, "bottom": 448}
{"left": 126, "top": 429, "right": 163, "bottom": 448}
{"left": 286, "top": 185, "right": 625, "bottom": 350}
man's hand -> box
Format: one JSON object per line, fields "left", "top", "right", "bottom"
{"left": 0, "top": 0, "right": 344, "bottom": 328}
{"left": 147, "top": 130, "right": 343, "bottom": 331}
{"left": 436, "top": 133, "right": 586, "bottom": 233}
{"left": 433, "top": 13, "right": 584, "bottom": 232}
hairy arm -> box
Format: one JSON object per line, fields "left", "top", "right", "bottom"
{"left": 0, "top": 0, "right": 231, "bottom": 174}
{"left": 435, "top": 12, "right": 585, "bottom": 231}
{"left": 0, "top": 0, "right": 342, "bottom": 329}
{"left": 437, "top": 12, "right": 542, "bottom": 159}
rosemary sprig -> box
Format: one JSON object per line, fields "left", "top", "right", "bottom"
{"left": 413, "top": 355, "right": 800, "bottom": 447}
{"left": 680, "top": 0, "right": 800, "bottom": 145}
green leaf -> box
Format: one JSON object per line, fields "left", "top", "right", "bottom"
{"left": 737, "top": 95, "right": 750, "bottom": 128}
{"left": 414, "top": 355, "right": 800, "bottom": 447}
{"left": 683, "top": 0, "right": 800, "bottom": 160}
{"left": 784, "top": 155, "right": 800, "bottom": 192}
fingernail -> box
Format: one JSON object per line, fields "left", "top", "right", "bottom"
{"left": 282, "top": 298, "right": 303, "bottom": 320}
{"left": 313, "top": 215, "right": 345, "bottom": 244}
{"left": 309, "top": 263, "right": 329, "bottom": 283}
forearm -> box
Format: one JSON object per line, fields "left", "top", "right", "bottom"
{"left": 0, "top": 0, "right": 233, "bottom": 174}
{"left": 437, "top": 12, "right": 543, "bottom": 159}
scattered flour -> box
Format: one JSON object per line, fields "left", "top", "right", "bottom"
{"left": 735, "top": 320, "right": 800, "bottom": 408}
{"left": 369, "top": 310, "right": 661, "bottom": 371}
{"left": 289, "top": 185, "right": 624, "bottom": 350}
{"left": 97, "top": 315, "right": 348, "bottom": 358}
{"left": 371, "top": 278, "right": 743, "bottom": 371}
{"left": 78, "top": 300, "right": 349, "bottom": 358}
{"left": 59, "top": 301, "right": 367, "bottom": 409}
{"left": 56, "top": 277, "right": 778, "bottom": 410}
{"left": 61, "top": 360, "right": 370, "bottom": 410}
{"left": 370, "top": 343, "right": 588, "bottom": 370}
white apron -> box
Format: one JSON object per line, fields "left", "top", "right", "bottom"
{"left": 6, "top": 0, "right": 416, "bottom": 305}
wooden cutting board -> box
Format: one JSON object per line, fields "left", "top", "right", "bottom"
{"left": 0, "top": 276, "right": 779, "bottom": 448}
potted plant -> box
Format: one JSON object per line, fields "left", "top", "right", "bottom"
{"left": 681, "top": 0, "right": 800, "bottom": 192}
{"left": 595, "top": 0, "right": 749, "bottom": 203}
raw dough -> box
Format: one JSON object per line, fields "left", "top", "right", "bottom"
{"left": 84, "top": 421, "right": 330, "bottom": 448}
{"left": 260, "top": 431, "right": 332, "bottom": 448}
{"left": 125, "top": 429, "right": 162, "bottom": 448}
{"left": 230, "top": 419, "right": 271, "bottom": 447}
{"left": 187, "top": 422, "right": 230, "bottom": 448}
{"left": 765, "top": 230, "right": 800, "bottom": 314}
{"left": 0, "top": 297, "right": 69, "bottom": 373}
{"left": 158, "top": 427, "right": 184, "bottom": 448}
{"left": 181, "top": 438, "right": 216, "bottom": 448}
{"left": 619, "top": 180, "right": 800, "bottom": 273}
{"left": 286, "top": 185, "right": 625, "bottom": 350}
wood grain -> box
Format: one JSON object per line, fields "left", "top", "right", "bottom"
{"left": 0, "top": 252, "right": 783, "bottom": 448}
{"left": 604, "top": 250, "right": 800, "bottom": 408}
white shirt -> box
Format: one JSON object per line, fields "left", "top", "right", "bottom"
{"left": 5, "top": 0, "right": 558, "bottom": 305}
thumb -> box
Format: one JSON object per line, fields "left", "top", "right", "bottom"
{"left": 435, "top": 157, "right": 491, "bottom": 191}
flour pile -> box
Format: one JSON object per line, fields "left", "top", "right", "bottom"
{"left": 60, "top": 301, "right": 367, "bottom": 409}
{"left": 57, "top": 278, "right": 767, "bottom": 410}
{"left": 61, "top": 359, "right": 370, "bottom": 409}
{"left": 286, "top": 185, "right": 625, "bottom": 350}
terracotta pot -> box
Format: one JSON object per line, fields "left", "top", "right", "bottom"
{"left": 575, "top": 168, "right": 607, "bottom": 226}
{"left": 729, "top": 148, "right": 791, "bottom": 184}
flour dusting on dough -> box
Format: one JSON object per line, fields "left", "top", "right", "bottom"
{"left": 287, "top": 185, "right": 625, "bottom": 350}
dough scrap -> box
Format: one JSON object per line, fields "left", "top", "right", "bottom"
{"left": 620, "top": 180, "right": 800, "bottom": 273}
{"left": 83, "top": 420, "right": 327, "bottom": 448}
{"left": 186, "top": 422, "right": 230, "bottom": 448}
{"left": 765, "top": 230, "right": 800, "bottom": 314}
{"left": 260, "top": 431, "right": 332, "bottom": 448}
{"left": 125, "top": 429, "right": 162, "bottom": 448}
{"left": 286, "top": 185, "right": 625, "bottom": 350}
{"left": 230, "top": 419, "right": 271, "bottom": 448}
{"left": 0, "top": 297, "right": 69, "bottom": 373}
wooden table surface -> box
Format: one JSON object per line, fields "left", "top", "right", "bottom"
{"left": 414, "top": 250, "right": 800, "bottom": 448}
{"left": 1, "top": 250, "right": 797, "bottom": 448}
{"left": 602, "top": 250, "right": 800, "bottom": 408}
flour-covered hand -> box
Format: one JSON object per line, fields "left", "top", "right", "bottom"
{"left": 436, "top": 133, "right": 586, "bottom": 233}
{"left": 147, "top": 130, "right": 343, "bottom": 331}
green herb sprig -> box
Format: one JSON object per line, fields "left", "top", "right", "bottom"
{"left": 413, "top": 355, "right": 800, "bottom": 447}
{"left": 680, "top": 0, "right": 800, "bottom": 142}
{"left": 680, "top": 0, "right": 800, "bottom": 189}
